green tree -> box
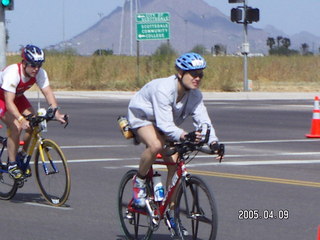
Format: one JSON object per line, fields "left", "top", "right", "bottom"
{"left": 213, "top": 44, "right": 226, "bottom": 56}
{"left": 266, "top": 37, "right": 275, "bottom": 50}
{"left": 281, "top": 38, "right": 291, "bottom": 49}
{"left": 276, "top": 36, "right": 283, "bottom": 47}
{"left": 190, "top": 44, "right": 209, "bottom": 55}
{"left": 153, "top": 43, "right": 176, "bottom": 56}
{"left": 93, "top": 49, "right": 113, "bottom": 56}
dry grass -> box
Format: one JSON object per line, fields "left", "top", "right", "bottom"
{"left": 7, "top": 54, "right": 320, "bottom": 92}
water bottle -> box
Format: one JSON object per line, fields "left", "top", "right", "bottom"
{"left": 117, "top": 116, "right": 133, "bottom": 139}
{"left": 38, "top": 108, "right": 47, "bottom": 132}
{"left": 153, "top": 171, "right": 164, "bottom": 202}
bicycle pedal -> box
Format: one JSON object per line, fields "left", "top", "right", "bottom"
{"left": 17, "top": 180, "right": 24, "bottom": 188}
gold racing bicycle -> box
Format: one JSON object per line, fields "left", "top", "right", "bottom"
{"left": 0, "top": 107, "right": 71, "bottom": 206}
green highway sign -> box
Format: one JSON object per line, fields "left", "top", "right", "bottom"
{"left": 136, "top": 22, "right": 170, "bottom": 40}
{"left": 136, "top": 12, "right": 170, "bottom": 41}
{"left": 136, "top": 12, "right": 170, "bottom": 23}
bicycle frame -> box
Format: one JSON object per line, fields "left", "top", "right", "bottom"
{"left": 127, "top": 154, "right": 188, "bottom": 225}
{"left": 0, "top": 117, "right": 60, "bottom": 176}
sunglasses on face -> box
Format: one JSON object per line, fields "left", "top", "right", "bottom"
{"left": 188, "top": 70, "right": 204, "bottom": 79}
{"left": 27, "top": 62, "right": 42, "bottom": 68}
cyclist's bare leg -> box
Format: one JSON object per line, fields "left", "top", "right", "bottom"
{"left": 163, "top": 154, "right": 178, "bottom": 210}
{"left": 20, "top": 108, "right": 34, "bottom": 152}
{"left": 1, "top": 112, "right": 22, "bottom": 163}
{"left": 136, "top": 125, "right": 166, "bottom": 177}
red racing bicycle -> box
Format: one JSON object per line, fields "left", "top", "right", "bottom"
{"left": 117, "top": 127, "right": 224, "bottom": 240}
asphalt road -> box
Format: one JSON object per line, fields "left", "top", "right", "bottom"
{"left": 1, "top": 98, "right": 320, "bottom": 240}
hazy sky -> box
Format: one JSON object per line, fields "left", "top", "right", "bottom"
{"left": 5, "top": 0, "right": 320, "bottom": 52}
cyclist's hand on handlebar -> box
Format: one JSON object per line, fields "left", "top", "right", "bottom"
{"left": 210, "top": 142, "right": 225, "bottom": 162}
{"left": 19, "top": 117, "right": 31, "bottom": 130}
{"left": 184, "top": 131, "right": 202, "bottom": 143}
{"left": 210, "top": 142, "right": 220, "bottom": 153}
{"left": 55, "top": 110, "right": 67, "bottom": 124}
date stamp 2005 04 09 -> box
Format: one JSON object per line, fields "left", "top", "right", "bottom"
{"left": 238, "top": 209, "right": 289, "bottom": 220}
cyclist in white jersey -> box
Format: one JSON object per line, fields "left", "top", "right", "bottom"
{"left": 0, "top": 44, "right": 66, "bottom": 179}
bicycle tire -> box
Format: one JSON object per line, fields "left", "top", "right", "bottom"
{"left": 34, "top": 139, "right": 71, "bottom": 206}
{"left": 175, "top": 175, "right": 218, "bottom": 240}
{"left": 0, "top": 164, "right": 18, "bottom": 200}
{"left": 117, "top": 169, "right": 154, "bottom": 240}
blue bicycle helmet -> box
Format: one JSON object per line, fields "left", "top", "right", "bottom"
{"left": 175, "top": 52, "right": 206, "bottom": 71}
{"left": 21, "top": 44, "right": 45, "bottom": 65}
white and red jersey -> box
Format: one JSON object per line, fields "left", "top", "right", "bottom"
{"left": 0, "top": 63, "right": 49, "bottom": 99}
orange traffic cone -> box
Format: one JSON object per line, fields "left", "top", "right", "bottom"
{"left": 317, "top": 225, "right": 320, "bottom": 240}
{"left": 306, "top": 96, "right": 320, "bottom": 138}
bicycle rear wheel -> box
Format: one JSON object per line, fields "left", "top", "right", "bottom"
{"left": 34, "top": 139, "right": 71, "bottom": 206}
{"left": 175, "top": 175, "right": 218, "bottom": 240}
{"left": 0, "top": 164, "right": 18, "bottom": 200}
{"left": 117, "top": 169, "right": 154, "bottom": 240}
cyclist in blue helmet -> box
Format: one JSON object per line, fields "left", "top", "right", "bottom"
{"left": 0, "top": 44, "right": 66, "bottom": 179}
{"left": 125, "top": 52, "right": 222, "bottom": 237}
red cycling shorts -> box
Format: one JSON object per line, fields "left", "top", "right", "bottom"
{"left": 0, "top": 95, "right": 32, "bottom": 118}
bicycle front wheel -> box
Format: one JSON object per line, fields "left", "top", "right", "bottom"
{"left": 117, "top": 169, "right": 154, "bottom": 240}
{"left": 0, "top": 164, "right": 18, "bottom": 200}
{"left": 34, "top": 139, "right": 71, "bottom": 206}
{"left": 175, "top": 175, "right": 218, "bottom": 240}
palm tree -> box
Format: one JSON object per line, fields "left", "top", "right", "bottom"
{"left": 281, "top": 38, "right": 291, "bottom": 49}
{"left": 266, "top": 37, "right": 275, "bottom": 50}
{"left": 301, "top": 43, "right": 309, "bottom": 55}
{"left": 276, "top": 36, "right": 283, "bottom": 47}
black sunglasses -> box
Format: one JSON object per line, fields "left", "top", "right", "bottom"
{"left": 188, "top": 70, "right": 204, "bottom": 79}
{"left": 27, "top": 62, "right": 42, "bottom": 68}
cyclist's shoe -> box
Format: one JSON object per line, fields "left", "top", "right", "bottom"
{"left": 24, "top": 166, "right": 32, "bottom": 178}
{"left": 168, "top": 212, "right": 189, "bottom": 238}
{"left": 8, "top": 163, "right": 23, "bottom": 179}
{"left": 16, "top": 151, "right": 31, "bottom": 177}
{"left": 132, "top": 175, "right": 146, "bottom": 208}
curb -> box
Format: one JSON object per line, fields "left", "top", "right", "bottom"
{"left": 24, "top": 90, "right": 320, "bottom": 101}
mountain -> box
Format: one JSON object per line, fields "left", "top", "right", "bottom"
{"left": 51, "top": 0, "right": 320, "bottom": 55}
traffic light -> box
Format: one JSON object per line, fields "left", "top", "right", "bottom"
{"left": 1, "top": 0, "right": 14, "bottom": 10}
{"left": 246, "top": 7, "right": 259, "bottom": 23}
{"left": 231, "top": 8, "right": 243, "bottom": 23}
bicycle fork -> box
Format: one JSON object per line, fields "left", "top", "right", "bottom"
{"left": 38, "top": 142, "right": 58, "bottom": 175}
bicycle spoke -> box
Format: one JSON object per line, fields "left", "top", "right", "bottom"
{"left": 118, "top": 170, "right": 153, "bottom": 240}
{"left": 35, "top": 139, "right": 70, "bottom": 206}
{"left": 176, "top": 176, "right": 218, "bottom": 240}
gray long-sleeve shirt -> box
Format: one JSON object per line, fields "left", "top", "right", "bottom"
{"left": 128, "top": 75, "right": 218, "bottom": 143}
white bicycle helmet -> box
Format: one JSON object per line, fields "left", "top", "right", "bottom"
{"left": 21, "top": 44, "right": 45, "bottom": 65}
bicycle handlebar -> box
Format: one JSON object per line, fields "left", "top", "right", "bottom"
{"left": 164, "top": 140, "right": 225, "bottom": 162}
{"left": 24, "top": 107, "right": 69, "bottom": 128}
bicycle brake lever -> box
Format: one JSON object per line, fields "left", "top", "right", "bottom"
{"left": 218, "top": 144, "right": 225, "bottom": 163}
{"left": 63, "top": 115, "right": 69, "bottom": 128}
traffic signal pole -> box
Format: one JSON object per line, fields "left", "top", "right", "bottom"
{"left": 0, "top": 5, "right": 6, "bottom": 69}
{"left": 229, "top": 0, "right": 259, "bottom": 92}
{"left": 243, "top": 0, "right": 249, "bottom": 91}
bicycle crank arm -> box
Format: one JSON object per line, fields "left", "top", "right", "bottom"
{"left": 145, "top": 199, "right": 159, "bottom": 226}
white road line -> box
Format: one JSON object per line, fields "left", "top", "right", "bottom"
{"left": 60, "top": 145, "right": 127, "bottom": 149}
{"left": 115, "top": 159, "right": 320, "bottom": 169}
{"left": 58, "top": 139, "right": 320, "bottom": 150}
{"left": 24, "top": 202, "right": 73, "bottom": 210}
{"left": 67, "top": 151, "right": 320, "bottom": 164}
